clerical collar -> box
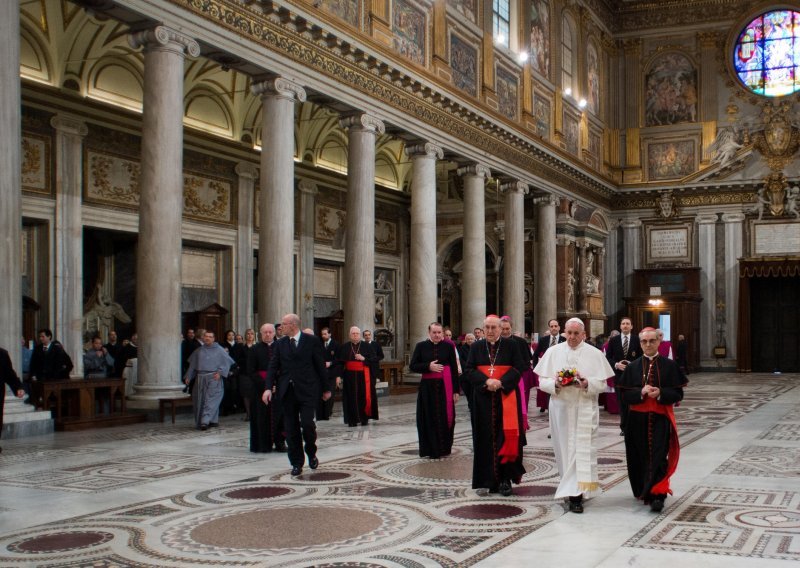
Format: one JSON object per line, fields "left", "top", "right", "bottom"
{"left": 645, "top": 353, "right": 658, "bottom": 361}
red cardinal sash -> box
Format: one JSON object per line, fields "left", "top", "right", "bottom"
{"left": 477, "top": 365, "right": 519, "bottom": 463}
{"left": 630, "top": 397, "right": 680, "bottom": 495}
{"left": 345, "top": 360, "right": 372, "bottom": 417}
{"left": 421, "top": 365, "right": 454, "bottom": 427}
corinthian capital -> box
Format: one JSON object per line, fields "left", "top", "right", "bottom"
{"left": 339, "top": 112, "right": 385, "bottom": 134}
{"left": 405, "top": 142, "right": 444, "bottom": 160}
{"left": 128, "top": 26, "right": 200, "bottom": 57}
{"left": 251, "top": 76, "right": 307, "bottom": 103}
{"left": 456, "top": 163, "right": 491, "bottom": 179}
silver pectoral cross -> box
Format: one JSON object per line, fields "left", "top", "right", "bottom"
{"left": 489, "top": 366, "right": 495, "bottom": 377}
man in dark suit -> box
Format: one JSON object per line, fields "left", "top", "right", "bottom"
{"left": 29, "top": 329, "right": 72, "bottom": 381}
{"left": 363, "top": 329, "right": 384, "bottom": 389}
{"left": 317, "top": 327, "right": 339, "bottom": 420}
{"left": 263, "top": 314, "right": 331, "bottom": 476}
{"left": 532, "top": 319, "right": 565, "bottom": 412}
{"left": 606, "top": 316, "right": 641, "bottom": 435}
{"left": 1, "top": 347, "right": 26, "bottom": 453}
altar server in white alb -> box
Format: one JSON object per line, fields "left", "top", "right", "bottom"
{"left": 534, "top": 317, "right": 615, "bottom": 513}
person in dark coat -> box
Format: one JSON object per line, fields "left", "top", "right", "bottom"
{"left": 606, "top": 317, "right": 642, "bottom": 435}
{"left": 532, "top": 319, "right": 565, "bottom": 413}
{"left": 316, "top": 327, "right": 339, "bottom": 421}
{"left": 263, "top": 314, "right": 331, "bottom": 476}
{"left": 618, "top": 328, "right": 687, "bottom": 512}
{"left": 333, "top": 327, "right": 378, "bottom": 427}
{"left": 29, "top": 329, "right": 72, "bottom": 381}
{"left": 409, "top": 322, "right": 460, "bottom": 459}
{"left": 1, "top": 347, "right": 26, "bottom": 453}
{"left": 251, "top": 324, "right": 285, "bottom": 452}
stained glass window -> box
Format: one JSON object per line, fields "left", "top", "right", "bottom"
{"left": 733, "top": 10, "right": 800, "bottom": 97}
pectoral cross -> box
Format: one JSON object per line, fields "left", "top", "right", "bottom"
{"left": 489, "top": 366, "right": 495, "bottom": 377}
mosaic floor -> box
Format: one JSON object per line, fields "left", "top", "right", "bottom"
{"left": 0, "top": 372, "right": 797, "bottom": 567}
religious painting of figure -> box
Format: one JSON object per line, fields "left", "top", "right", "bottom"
{"left": 496, "top": 68, "right": 519, "bottom": 121}
{"left": 529, "top": 0, "right": 551, "bottom": 78}
{"left": 317, "top": 0, "right": 359, "bottom": 27}
{"left": 647, "top": 140, "right": 695, "bottom": 181}
{"left": 563, "top": 112, "right": 579, "bottom": 155}
{"left": 587, "top": 43, "right": 600, "bottom": 115}
{"left": 533, "top": 94, "right": 551, "bottom": 139}
{"left": 446, "top": 0, "right": 476, "bottom": 24}
{"left": 393, "top": 0, "right": 426, "bottom": 66}
{"left": 450, "top": 34, "right": 478, "bottom": 97}
{"left": 644, "top": 52, "right": 697, "bottom": 126}
{"left": 588, "top": 130, "right": 600, "bottom": 158}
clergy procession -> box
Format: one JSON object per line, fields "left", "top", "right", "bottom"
{"left": 162, "top": 310, "right": 686, "bottom": 514}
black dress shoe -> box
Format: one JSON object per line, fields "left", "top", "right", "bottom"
{"left": 274, "top": 440, "right": 287, "bottom": 452}
{"left": 650, "top": 498, "right": 664, "bottom": 512}
{"left": 200, "top": 424, "right": 208, "bottom": 431}
{"left": 488, "top": 484, "right": 499, "bottom": 494}
{"left": 309, "top": 456, "right": 319, "bottom": 469}
{"left": 499, "top": 480, "right": 513, "bottom": 497}
{"left": 568, "top": 501, "right": 584, "bottom": 513}
{"left": 291, "top": 466, "right": 302, "bottom": 476}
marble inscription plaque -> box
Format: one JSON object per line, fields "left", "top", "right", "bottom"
{"left": 181, "top": 250, "right": 217, "bottom": 289}
{"left": 754, "top": 222, "right": 800, "bottom": 255}
{"left": 650, "top": 228, "right": 688, "bottom": 259}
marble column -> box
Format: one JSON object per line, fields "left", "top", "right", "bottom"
{"left": 406, "top": 142, "right": 443, "bottom": 347}
{"left": 534, "top": 195, "right": 557, "bottom": 333}
{"left": 234, "top": 162, "right": 258, "bottom": 333}
{"left": 604, "top": 223, "right": 620, "bottom": 320}
{"left": 458, "top": 163, "right": 490, "bottom": 331}
{"left": 298, "top": 179, "right": 318, "bottom": 328}
{"left": 252, "top": 77, "right": 306, "bottom": 325}
{"left": 501, "top": 181, "right": 528, "bottom": 328}
{"left": 128, "top": 27, "right": 199, "bottom": 402}
{"left": 722, "top": 212, "right": 744, "bottom": 361}
{"left": 340, "top": 113, "right": 385, "bottom": 331}
{"left": 51, "top": 115, "right": 88, "bottom": 377}
{"left": 577, "top": 241, "right": 588, "bottom": 314}
{"left": 0, "top": 0, "right": 21, "bottom": 371}
{"left": 696, "top": 213, "right": 718, "bottom": 364}
{"left": 620, "top": 220, "right": 642, "bottom": 298}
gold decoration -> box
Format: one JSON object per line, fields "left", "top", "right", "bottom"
{"left": 750, "top": 102, "right": 800, "bottom": 217}
{"left": 183, "top": 175, "right": 230, "bottom": 220}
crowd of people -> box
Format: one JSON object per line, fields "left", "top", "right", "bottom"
{"left": 1, "top": 313, "right": 688, "bottom": 514}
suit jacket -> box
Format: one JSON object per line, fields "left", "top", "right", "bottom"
{"left": 532, "top": 334, "right": 565, "bottom": 367}
{"left": 29, "top": 341, "right": 72, "bottom": 380}
{"left": 322, "top": 338, "right": 340, "bottom": 378}
{"left": 508, "top": 335, "right": 533, "bottom": 373}
{"left": 266, "top": 333, "right": 329, "bottom": 403}
{"left": 606, "top": 333, "right": 642, "bottom": 381}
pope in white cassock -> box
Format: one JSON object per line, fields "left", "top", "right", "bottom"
{"left": 534, "top": 318, "right": 615, "bottom": 513}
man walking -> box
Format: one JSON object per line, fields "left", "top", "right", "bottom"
{"left": 263, "top": 314, "right": 331, "bottom": 476}
{"left": 606, "top": 317, "right": 641, "bottom": 435}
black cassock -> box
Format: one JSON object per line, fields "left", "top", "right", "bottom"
{"left": 464, "top": 338, "right": 526, "bottom": 490}
{"left": 334, "top": 341, "right": 378, "bottom": 426}
{"left": 619, "top": 355, "right": 686, "bottom": 502}
{"left": 409, "top": 339, "right": 460, "bottom": 459}
{"left": 250, "top": 341, "right": 285, "bottom": 452}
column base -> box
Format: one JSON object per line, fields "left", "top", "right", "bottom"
{"left": 128, "top": 384, "right": 187, "bottom": 410}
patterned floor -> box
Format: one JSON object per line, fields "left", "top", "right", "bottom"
{"left": 0, "top": 372, "right": 797, "bottom": 567}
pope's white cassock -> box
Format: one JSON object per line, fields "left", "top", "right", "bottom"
{"left": 534, "top": 340, "right": 614, "bottom": 499}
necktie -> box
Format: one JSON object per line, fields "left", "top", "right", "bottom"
{"left": 291, "top": 337, "right": 297, "bottom": 351}
{"left": 550, "top": 335, "right": 556, "bottom": 347}
{"left": 622, "top": 335, "right": 629, "bottom": 358}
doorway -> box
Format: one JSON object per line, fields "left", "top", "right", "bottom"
{"left": 750, "top": 277, "right": 800, "bottom": 372}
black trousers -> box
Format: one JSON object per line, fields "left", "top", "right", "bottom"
{"left": 281, "top": 384, "right": 318, "bottom": 467}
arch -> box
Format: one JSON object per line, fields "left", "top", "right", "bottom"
{"left": 185, "top": 87, "right": 235, "bottom": 138}
{"left": 316, "top": 131, "right": 349, "bottom": 173}
{"left": 588, "top": 209, "right": 610, "bottom": 233}
{"left": 86, "top": 56, "right": 143, "bottom": 111}
{"left": 19, "top": 24, "right": 52, "bottom": 84}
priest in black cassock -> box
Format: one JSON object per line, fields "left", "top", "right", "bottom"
{"left": 316, "top": 327, "right": 339, "bottom": 420}
{"left": 409, "top": 322, "right": 460, "bottom": 459}
{"left": 333, "top": 327, "right": 378, "bottom": 427}
{"left": 250, "top": 323, "right": 286, "bottom": 452}
{"left": 618, "top": 327, "right": 687, "bottom": 513}
{"left": 464, "top": 315, "right": 526, "bottom": 496}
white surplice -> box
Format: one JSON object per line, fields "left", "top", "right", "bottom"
{"left": 534, "top": 341, "right": 615, "bottom": 499}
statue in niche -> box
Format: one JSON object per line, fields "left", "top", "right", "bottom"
{"left": 83, "top": 284, "right": 131, "bottom": 344}
{"left": 584, "top": 250, "right": 600, "bottom": 295}
{"left": 786, "top": 185, "right": 800, "bottom": 219}
{"left": 374, "top": 270, "right": 392, "bottom": 290}
{"left": 566, "top": 268, "right": 576, "bottom": 311}
{"left": 708, "top": 127, "right": 743, "bottom": 168}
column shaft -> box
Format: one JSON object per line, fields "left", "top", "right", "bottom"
{"left": 696, "top": 214, "right": 718, "bottom": 364}
{"left": 341, "top": 113, "right": 385, "bottom": 331}
{"left": 722, "top": 212, "right": 744, "bottom": 360}
{"left": 129, "top": 27, "right": 199, "bottom": 400}
{"left": 253, "top": 78, "right": 306, "bottom": 325}
{"left": 51, "top": 115, "right": 88, "bottom": 375}
{"left": 298, "top": 180, "right": 318, "bottom": 327}
{"left": 577, "top": 242, "right": 588, "bottom": 314}
{"left": 0, "top": 0, "right": 21, "bottom": 369}
{"left": 235, "top": 162, "right": 257, "bottom": 332}
{"left": 407, "top": 143, "right": 442, "bottom": 346}
{"left": 534, "top": 196, "right": 557, "bottom": 332}
{"left": 502, "top": 181, "right": 528, "bottom": 327}
{"left": 620, "top": 220, "right": 642, "bottom": 298}
{"left": 459, "top": 164, "right": 490, "bottom": 331}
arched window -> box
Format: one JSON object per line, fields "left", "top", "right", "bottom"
{"left": 493, "top": 0, "right": 511, "bottom": 49}
{"left": 561, "top": 15, "right": 576, "bottom": 95}
{"left": 734, "top": 9, "right": 800, "bottom": 97}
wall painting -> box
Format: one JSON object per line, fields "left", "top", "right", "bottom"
{"left": 318, "top": 0, "right": 359, "bottom": 27}
{"left": 587, "top": 42, "right": 599, "bottom": 115}
{"left": 450, "top": 34, "right": 478, "bottom": 97}
{"left": 645, "top": 52, "right": 697, "bottom": 126}
{"left": 393, "top": 0, "right": 426, "bottom": 66}
{"left": 647, "top": 140, "right": 696, "bottom": 181}
{"left": 529, "top": 0, "right": 551, "bottom": 78}
{"left": 563, "top": 112, "right": 579, "bottom": 155}
{"left": 446, "top": 0, "right": 476, "bottom": 24}
{"left": 496, "top": 67, "right": 519, "bottom": 121}
{"left": 533, "top": 94, "right": 551, "bottom": 139}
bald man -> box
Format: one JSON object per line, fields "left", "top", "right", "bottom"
{"left": 333, "top": 326, "right": 378, "bottom": 427}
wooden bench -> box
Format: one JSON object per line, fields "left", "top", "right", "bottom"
{"left": 159, "top": 396, "right": 194, "bottom": 424}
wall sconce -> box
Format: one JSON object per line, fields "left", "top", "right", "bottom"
{"left": 517, "top": 51, "right": 529, "bottom": 64}
{"left": 578, "top": 98, "right": 587, "bottom": 109}
{"left": 648, "top": 298, "right": 663, "bottom": 306}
